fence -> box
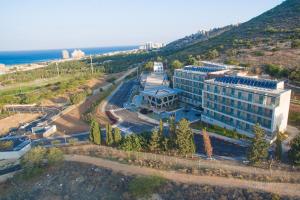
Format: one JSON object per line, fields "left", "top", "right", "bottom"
{"left": 62, "top": 144, "right": 300, "bottom": 183}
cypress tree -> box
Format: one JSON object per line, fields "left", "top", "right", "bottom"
{"left": 202, "top": 128, "right": 213, "bottom": 158}
{"left": 169, "top": 116, "right": 176, "bottom": 139}
{"left": 175, "top": 119, "right": 196, "bottom": 156}
{"left": 247, "top": 124, "right": 269, "bottom": 164}
{"left": 106, "top": 124, "right": 113, "bottom": 146}
{"left": 93, "top": 122, "right": 101, "bottom": 145}
{"left": 89, "top": 120, "right": 95, "bottom": 142}
{"left": 275, "top": 130, "right": 283, "bottom": 161}
{"left": 90, "top": 119, "right": 101, "bottom": 145}
{"left": 159, "top": 119, "right": 164, "bottom": 137}
{"left": 149, "top": 129, "right": 161, "bottom": 153}
{"left": 113, "top": 127, "right": 122, "bottom": 145}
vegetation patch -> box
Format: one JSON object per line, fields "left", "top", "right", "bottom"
{"left": 129, "top": 175, "right": 166, "bottom": 198}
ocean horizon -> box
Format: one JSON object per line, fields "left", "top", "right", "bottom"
{"left": 0, "top": 46, "right": 138, "bottom": 66}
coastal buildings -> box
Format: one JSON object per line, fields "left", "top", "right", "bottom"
{"left": 201, "top": 76, "right": 291, "bottom": 137}
{"left": 71, "top": 49, "right": 85, "bottom": 59}
{"left": 173, "top": 65, "right": 229, "bottom": 107}
{"left": 0, "top": 64, "right": 8, "bottom": 74}
{"left": 62, "top": 50, "right": 70, "bottom": 59}
{"left": 139, "top": 42, "right": 165, "bottom": 51}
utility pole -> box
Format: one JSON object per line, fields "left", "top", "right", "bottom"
{"left": 56, "top": 62, "right": 59, "bottom": 76}
{"left": 90, "top": 55, "right": 94, "bottom": 74}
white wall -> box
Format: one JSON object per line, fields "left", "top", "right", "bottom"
{"left": 273, "top": 90, "right": 291, "bottom": 133}
{"left": 0, "top": 143, "right": 31, "bottom": 160}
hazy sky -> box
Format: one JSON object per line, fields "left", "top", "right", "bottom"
{"left": 0, "top": 0, "right": 284, "bottom": 51}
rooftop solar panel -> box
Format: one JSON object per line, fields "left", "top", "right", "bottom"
{"left": 183, "top": 66, "right": 224, "bottom": 73}
{"left": 214, "top": 76, "right": 278, "bottom": 89}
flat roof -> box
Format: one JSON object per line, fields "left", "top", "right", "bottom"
{"left": 141, "top": 86, "right": 180, "bottom": 97}
{"left": 206, "top": 76, "right": 288, "bottom": 95}
{"left": 176, "top": 65, "right": 228, "bottom": 75}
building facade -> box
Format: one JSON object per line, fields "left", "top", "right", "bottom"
{"left": 201, "top": 76, "right": 291, "bottom": 137}
{"left": 173, "top": 66, "right": 228, "bottom": 107}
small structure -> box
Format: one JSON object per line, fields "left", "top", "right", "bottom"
{"left": 153, "top": 62, "right": 164, "bottom": 73}
{"left": 0, "top": 136, "right": 31, "bottom": 160}
{"left": 62, "top": 50, "right": 70, "bottom": 59}
{"left": 31, "top": 125, "right": 57, "bottom": 139}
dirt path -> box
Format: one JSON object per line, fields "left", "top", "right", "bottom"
{"left": 65, "top": 154, "right": 300, "bottom": 198}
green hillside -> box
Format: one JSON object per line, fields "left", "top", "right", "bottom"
{"left": 164, "top": 0, "right": 300, "bottom": 59}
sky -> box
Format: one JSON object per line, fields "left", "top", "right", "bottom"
{"left": 0, "top": 0, "right": 284, "bottom": 51}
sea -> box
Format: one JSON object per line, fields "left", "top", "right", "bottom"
{"left": 0, "top": 46, "right": 138, "bottom": 66}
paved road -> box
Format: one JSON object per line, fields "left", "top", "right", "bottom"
{"left": 2, "top": 106, "right": 63, "bottom": 138}
{"left": 105, "top": 80, "right": 156, "bottom": 133}
{"left": 65, "top": 154, "right": 300, "bottom": 197}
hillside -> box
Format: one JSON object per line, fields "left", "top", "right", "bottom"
{"left": 163, "top": 25, "right": 234, "bottom": 51}
{"left": 163, "top": 0, "right": 300, "bottom": 68}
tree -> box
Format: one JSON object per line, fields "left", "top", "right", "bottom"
{"left": 120, "top": 134, "right": 142, "bottom": 152}
{"left": 288, "top": 136, "right": 300, "bottom": 165}
{"left": 275, "top": 130, "right": 283, "bottom": 161}
{"left": 186, "top": 55, "right": 197, "bottom": 65}
{"left": 169, "top": 116, "right": 176, "bottom": 141}
{"left": 206, "top": 49, "right": 219, "bottom": 60}
{"left": 106, "top": 124, "right": 113, "bottom": 146}
{"left": 170, "top": 60, "right": 183, "bottom": 70}
{"left": 247, "top": 124, "right": 269, "bottom": 164}
{"left": 175, "top": 119, "right": 196, "bottom": 156}
{"left": 162, "top": 137, "right": 170, "bottom": 152}
{"left": 144, "top": 61, "right": 154, "bottom": 71}
{"left": 113, "top": 127, "right": 122, "bottom": 145}
{"left": 90, "top": 119, "right": 101, "bottom": 145}
{"left": 149, "top": 129, "right": 161, "bottom": 153}
{"left": 202, "top": 128, "right": 213, "bottom": 158}
{"left": 159, "top": 119, "right": 164, "bottom": 137}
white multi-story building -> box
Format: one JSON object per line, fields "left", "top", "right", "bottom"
{"left": 139, "top": 42, "right": 165, "bottom": 50}
{"left": 173, "top": 66, "right": 228, "bottom": 107}
{"left": 201, "top": 76, "right": 291, "bottom": 137}
{"left": 71, "top": 49, "right": 85, "bottom": 59}
{"left": 62, "top": 50, "right": 70, "bottom": 59}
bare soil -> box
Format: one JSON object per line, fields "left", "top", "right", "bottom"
{"left": 0, "top": 161, "right": 297, "bottom": 200}
{"left": 0, "top": 113, "right": 41, "bottom": 135}
{"left": 53, "top": 72, "right": 125, "bottom": 134}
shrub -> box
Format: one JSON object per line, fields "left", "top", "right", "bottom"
{"left": 291, "top": 39, "right": 300, "bottom": 49}
{"left": 69, "top": 92, "right": 86, "bottom": 105}
{"left": 253, "top": 51, "right": 265, "bottom": 56}
{"left": 0, "top": 140, "right": 13, "bottom": 151}
{"left": 288, "top": 136, "right": 300, "bottom": 165}
{"left": 129, "top": 176, "right": 166, "bottom": 198}
{"left": 21, "top": 147, "right": 64, "bottom": 178}
{"left": 47, "top": 147, "right": 64, "bottom": 165}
